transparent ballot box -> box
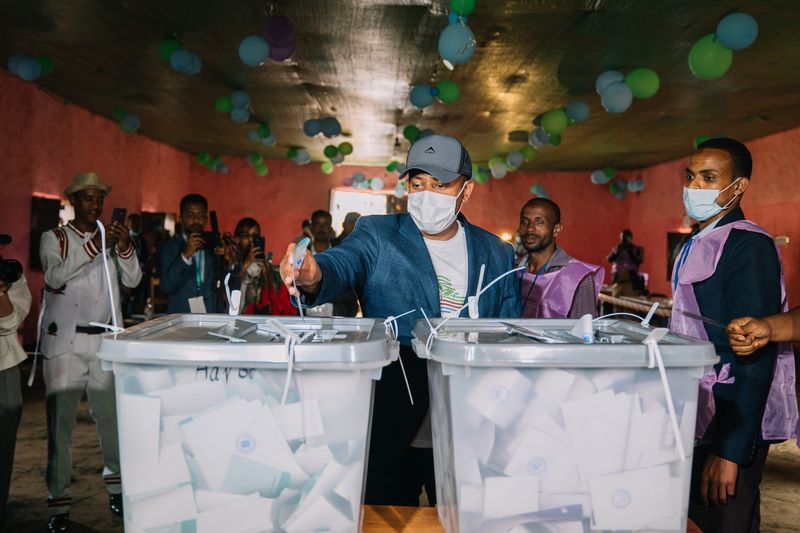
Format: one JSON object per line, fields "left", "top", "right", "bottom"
{"left": 412, "top": 318, "right": 718, "bottom": 533}
{"left": 98, "top": 314, "right": 396, "bottom": 533}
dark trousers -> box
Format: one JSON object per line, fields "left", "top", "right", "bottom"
{"left": 689, "top": 443, "right": 770, "bottom": 533}
{"left": 0, "top": 365, "right": 22, "bottom": 532}
{"left": 365, "top": 446, "right": 436, "bottom": 507}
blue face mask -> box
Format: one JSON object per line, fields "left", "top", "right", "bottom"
{"left": 683, "top": 178, "right": 742, "bottom": 222}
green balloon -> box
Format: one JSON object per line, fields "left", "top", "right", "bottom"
{"left": 451, "top": 0, "right": 476, "bottom": 16}
{"left": 386, "top": 161, "right": 398, "bottom": 171}
{"left": 214, "top": 95, "right": 232, "bottom": 114}
{"left": 321, "top": 161, "right": 334, "bottom": 174}
{"left": 603, "top": 166, "right": 616, "bottom": 178}
{"left": 324, "top": 145, "right": 339, "bottom": 159}
{"left": 36, "top": 56, "right": 54, "bottom": 76}
{"left": 248, "top": 153, "right": 264, "bottom": 165}
{"left": 159, "top": 39, "right": 181, "bottom": 61}
{"left": 689, "top": 34, "right": 733, "bottom": 80}
{"left": 473, "top": 169, "right": 488, "bottom": 184}
{"left": 403, "top": 125, "right": 420, "bottom": 142}
{"left": 258, "top": 124, "right": 271, "bottom": 139}
{"left": 625, "top": 68, "right": 660, "bottom": 99}
{"left": 287, "top": 148, "right": 299, "bottom": 159}
{"left": 488, "top": 155, "right": 504, "bottom": 168}
{"left": 549, "top": 134, "right": 562, "bottom": 146}
{"left": 338, "top": 142, "right": 353, "bottom": 155}
{"left": 436, "top": 80, "right": 460, "bottom": 105}
{"left": 521, "top": 145, "right": 537, "bottom": 161}
{"left": 541, "top": 109, "right": 569, "bottom": 136}
{"left": 209, "top": 156, "right": 222, "bottom": 170}
{"left": 196, "top": 151, "right": 211, "bottom": 164}
{"left": 694, "top": 134, "right": 711, "bottom": 148}
{"left": 112, "top": 105, "right": 128, "bottom": 121}
{"left": 255, "top": 163, "right": 268, "bottom": 176}
{"left": 609, "top": 181, "right": 621, "bottom": 194}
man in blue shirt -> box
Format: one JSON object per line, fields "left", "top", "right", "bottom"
{"left": 280, "top": 135, "right": 520, "bottom": 506}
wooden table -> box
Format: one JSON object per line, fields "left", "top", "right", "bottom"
{"left": 362, "top": 506, "right": 702, "bottom": 532}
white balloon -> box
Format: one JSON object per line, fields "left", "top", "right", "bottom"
{"left": 506, "top": 151, "right": 524, "bottom": 169}
{"left": 490, "top": 162, "right": 508, "bottom": 179}
{"left": 590, "top": 169, "right": 610, "bottom": 185}
{"left": 330, "top": 152, "right": 345, "bottom": 164}
{"left": 370, "top": 178, "right": 385, "bottom": 190}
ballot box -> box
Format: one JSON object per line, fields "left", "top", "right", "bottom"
{"left": 412, "top": 318, "right": 718, "bottom": 533}
{"left": 98, "top": 314, "right": 396, "bottom": 533}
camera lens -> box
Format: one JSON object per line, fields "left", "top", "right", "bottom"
{"left": 0, "top": 259, "right": 23, "bottom": 284}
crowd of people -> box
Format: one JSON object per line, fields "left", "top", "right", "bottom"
{"left": 0, "top": 134, "right": 796, "bottom": 533}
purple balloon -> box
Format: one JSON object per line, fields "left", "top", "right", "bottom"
{"left": 343, "top": 177, "right": 353, "bottom": 187}
{"left": 269, "top": 39, "right": 295, "bottom": 62}
{"left": 262, "top": 16, "right": 295, "bottom": 48}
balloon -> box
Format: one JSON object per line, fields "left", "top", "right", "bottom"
{"left": 506, "top": 151, "right": 524, "bottom": 169}
{"left": 609, "top": 182, "right": 621, "bottom": 194}
{"left": 188, "top": 53, "right": 202, "bottom": 75}
{"left": 196, "top": 152, "right": 211, "bottom": 164}
{"left": 410, "top": 84, "right": 434, "bottom": 108}
{"left": 590, "top": 169, "right": 610, "bottom": 185}
{"left": 287, "top": 148, "right": 299, "bottom": 159}
{"left": 208, "top": 156, "right": 221, "bottom": 170}
{"left": 262, "top": 16, "right": 295, "bottom": 48}
{"left": 321, "top": 161, "right": 334, "bottom": 174}
{"left": 490, "top": 163, "right": 508, "bottom": 179}
{"left": 269, "top": 40, "right": 295, "bottom": 62}
{"left": 451, "top": 0, "right": 476, "bottom": 16}
{"left": 403, "top": 125, "right": 421, "bottom": 142}
{"left": 304, "top": 119, "right": 321, "bottom": 137}
{"left": 320, "top": 117, "right": 341, "bottom": 137}
{"left": 257, "top": 124, "right": 271, "bottom": 139}
{"left": 541, "top": 109, "right": 569, "bottom": 135}
{"left": 448, "top": 12, "right": 460, "bottom": 25}
{"left": 386, "top": 161, "right": 398, "bottom": 172}
{"left": 169, "top": 48, "right": 193, "bottom": 73}
{"left": 521, "top": 146, "right": 537, "bottom": 161}
{"left": 531, "top": 184, "right": 548, "bottom": 198}
{"left": 436, "top": 80, "right": 460, "bottom": 104}
{"left": 549, "top": 134, "right": 561, "bottom": 146}
{"left": 239, "top": 36, "right": 269, "bottom": 66}
{"left": 343, "top": 177, "right": 354, "bottom": 187}
{"left": 218, "top": 163, "right": 229, "bottom": 174}
{"left": 16, "top": 56, "right": 41, "bottom": 81}
{"left": 716, "top": 13, "right": 758, "bottom": 51}
{"left": 488, "top": 155, "right": 504, "bottom": 169}
{"left": 688, "top": 34, "right": 733, "bottom": 80}
{"left": 338, "top": 142, "right": 353, "bottom": 155}
{"left": 255, "top": 163, "right": 268, "bottom": 176}
{"left": 7, "top": 54, "right": 25, "bottom": 75}
{"left": 214, "top": 95, "right": 232, "bottom": 113}
{"left": 330, "top": 152, "right": 345, "bottom": 164}
{"left": 600, "top": 82, "right": 633, "bottom": 113}
{"left": 120, "top": 114, "right": 140, "bottom": 133}
{"left": 595, "top": 70, "right": 624, "bottom": 94}
{"left": 604, "top": 167, "right": 616, "bottom": 178}
{"left": 533, "top": 127, "right": 551, "bottom": 146}
{"left": 324, "top": 145, "right": 339, "bottom": 159}
{"left": 230, "top": 107, "right": 250, "bottom": 123}
{"left": 370, "top": 178, "right": 385, "bottom": 190}
{"left": 158, "top": 39, "right": 181, "bottom": 60}
{"left": 112, "top": 105, "right": 128, "bottom": 121}
{"left": 617, "top": 178, "right": 629, "bottom": 191}
{"left": 394, "top": 184, "right": 406, "bottom": 198}
{"left": 625, "top": 68, "right": 660, "bottom": 99}
{"left": 419, "top": 129, "right": 435, "bottom": 138}
{"left": 294, "top": 149, "right": 311, "bottom": 164}
{"left": 248, "top": 129, "right": 261, "bottom": 142}
{"left": 353, "top": 171, "right": 366, "bottom": 183}
{"left": 473, "top": 168, "right": 488, "bottom": 184}
{"left": 565, "top": 100, "right": 590, "bottom": 123}
{"left": 438, "top": 23, "right": 476, "bottom": 67}
{"left": 36, "top": 56, "right": 54, "bottom": 76}
{"left": 528, "top": 129, "right": 546, "bottom": 148}
{"left": 248, "top": 153, "right": 264, "bottom": 165}
{"left": 694, "top": 134, "right": 711, "bottom": 148}
{"left": 261, "top": 133, "right": 277, "bottom": 146}
{"left": 613, "top": 190, "right": 627, "bottom": 201}
{"left": 231, "top": 91, "right": 249, "bottom": 109}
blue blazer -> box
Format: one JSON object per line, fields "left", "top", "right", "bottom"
{"left": 158, "top": 235, "right": 220, "bottom": 313}
{"left": 306, "top": 213, "right": 520, "bottom": 498}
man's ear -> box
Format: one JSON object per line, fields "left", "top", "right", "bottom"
{"left": 553, "top": 223, "right": 563, "bottom": 238}
{"left": 461, "top": 180, "right": 475, "bottom": 204}
{"left": 735, "top": 177, "right": 750, "bottom": 195}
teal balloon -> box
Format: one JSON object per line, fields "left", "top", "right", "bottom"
{"left": 169, "top": 48, "right": 193, "bottom": 73}
{"left": 304, "top": 119, "right": 321, "bottom": 137}
{"left": 410, "top": 84, "right": 434, "bottom": 108}
{"left": 239, "top": 35, "right": 269, "bottom": 66}
{"left": 320, "top": 117, "right": 341, "bottom": 137}
{"left": 590, "top": 170, "right": 610, "bottom": 185}
{"left": 16, "top": 56, "right": 41, "bottom": 81}
{"left": 600, "top": 82, "right": 633, "bottom": 113}
{"left": 438, "top": 23, "right": 476, "bottom": 66}
{"left": 595, "top": 70, "right": 624, "bottom": 94}
{"left": 187, "top": 52, "right": 202, "bottom": 75}
{"left": 565, "top": 100, "right": 590, "bottom": 123}
{"left": 689, "top": 34, "right": 733, "bottom": 80}
{"left": 7, "top": 54, "right": 25, "bottom": 75}
{"left": 231, "top": 91, "right": 249, "bottom": 108}
{"left": 716, "top": 13, "right": 758, "bottom": 51}
{"left": 230, "top": 107, "right": 249, "bottom": 123}
{"left": 120, "top": 114, "right": 140, "bottom": 133}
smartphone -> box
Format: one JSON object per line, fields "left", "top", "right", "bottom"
{"left": 209, "top": 210, "right": 219, "bottom": 234}
{"left": 293, "top": 237, "right": 311, "bottom": 269}
{"left": 110, "top": 207, "right": 127, "bottom": 226}
{"left": 252, "top": 235, "right": 265, "bottom": 259}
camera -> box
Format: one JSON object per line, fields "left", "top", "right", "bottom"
{"left": 252, "top": 235, "right": 265, "bottom": 260}
{"left": 201, "top": 231, "right": 221, "bottom": 251}
{"left": 0, "top": 259, "right": 23, "bottom": 285}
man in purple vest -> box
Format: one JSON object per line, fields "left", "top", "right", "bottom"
{"left": 670, "top": 138, "right": 797, "bottom": 533}
{"left": 517, "top": 198, "right": 604, "bottom": 318}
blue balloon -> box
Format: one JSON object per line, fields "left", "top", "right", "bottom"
{"left": 716, "top": 13, "right": 758, "bottom": 50}
{"left": 239, "top": 35, "right": 269, "bottom": 66}
{"left": 262, "top": 133, "right": 277, "bottom": 146}
{"left": 248, "top": 129, "right": 261, "bottom": 142}
{"left": 590, "top": 170, "right": 610, "bottom": 185}
{"left": 410, "top": 84, "right": 434, "bottom": 108}
{"left": 121, "top": 114, "right": 141, "bottom": 133}
{"left": 370, "top": 178, "right": 385, "bottom": 191}
{"left": 187, "top": 53, "right": 202, "bottom": 75}
{"left": 218, "top": 162, "right": 229, "bottom": 174}
{"left": 506, "top": 151, "right": 524, "bottom": 169}
{"left": 230, "top": 107, "right": 250, "bottom": 123}
{"left": 438, "top": 23, "right": 476, "bottom": 67}
{"left": 169, "top": 49, "right": 193, "bottom": 73}
{"left": 565, "top": 100, "right": 590, "bottom": 123}
{"left": 7, "top": 54, "right": 26, "bottom": 75}
{"left": 16, "top": 56, "right": 41, "bottom": 81}
{"left": 448, "top": 12, "right": 459, "bottom": 25}
{"left": 600, "top": 81, "right": 633, "bottom": 113}
{"left": 533, "top": 127, "right": 551, "bottom": 145}
{"left": 320, "top": 117, "right": 341, "bottom": 137}
{"left": 595, "top": 70, "right": 624, "bottom": 94}
{"left": 231, "top": 91, "right": 249, "bottom": 109}
{"left": 303, "top": 119, "right": 321, "bottom": 137}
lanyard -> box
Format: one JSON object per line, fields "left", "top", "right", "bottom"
{"left": 194, "top": 250, "right": 204, "bottom": 295}
{"left": 522, "top": 257, "right": 552, "bottom": 310}
{"left": 672, "top": 238, "right": 694, "bottom": 290}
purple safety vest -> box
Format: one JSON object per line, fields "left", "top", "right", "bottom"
{"left": 519, "top": 259, "right": 604, "bottom": 318}
{"left": 670, "top": 220, "right": 798, "bottom": 441}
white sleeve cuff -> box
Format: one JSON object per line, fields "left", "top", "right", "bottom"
{"left": 181, "top": 253, "right": 192, "bottom": 266}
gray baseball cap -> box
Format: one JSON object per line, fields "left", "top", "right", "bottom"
{"left": 399, "top": 134, "right": 472, "bottom": 184}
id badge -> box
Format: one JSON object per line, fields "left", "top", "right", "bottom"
{"left": 188, "top": 296, "right": 207, "bottom": 314}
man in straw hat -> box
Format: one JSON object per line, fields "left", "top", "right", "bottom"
{"left": 39, "top": 172, "right": 141, "bottom": 532}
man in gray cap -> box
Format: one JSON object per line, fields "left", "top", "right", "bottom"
{"left": 280, "top": 135, "right": 520, "bottom": 506}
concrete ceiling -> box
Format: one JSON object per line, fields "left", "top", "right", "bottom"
{"left": 2, "top": 0, "right": 799, "bottom": 170}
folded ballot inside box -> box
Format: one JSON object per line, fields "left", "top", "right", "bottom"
{"left": 98, "top": 314, "right": 392, "bottom": 532}
{"left": 413, "top": 318, "right": 717, "bottom": 533}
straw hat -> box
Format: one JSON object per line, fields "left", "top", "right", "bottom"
{"left": 64, "top": 172, "right": 112, "bottom": 197}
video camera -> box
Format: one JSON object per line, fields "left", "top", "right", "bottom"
{"left": 0, "top": 259, "right": 22, "bottom": 285}
{"left": 201, "top": 210, "right": 221, "bottom": 251}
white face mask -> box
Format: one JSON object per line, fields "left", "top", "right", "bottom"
{"left": 407, "top": 181, "right": 467, "bottom": 235}
{"left": 683, "top": 178, "right": 742, "bottom": 222}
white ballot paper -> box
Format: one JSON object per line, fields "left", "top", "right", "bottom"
{"left": 124, "top": 443, "right": 191, "bottom": 500}
{"left": 504, "top": 427, "right": 581, "bottom": 494}
{"left": 119, "top": 394, "right": 160, "bottom": 468}
{"left": 154, "top": 379, "right": 227, "bottom": 417}
{"left": 588, "top": 464, "right": 671, "bottom": 530}
{"left": 128, "top": 484, "right": 197, "bottom": 529}
{"left": 196, "top": 492, "right": 272, "bottom": 533}
{"left": 483, "top": 476, "right": 540, "bottom": 518}
{"left": 466, "top": 368, "right": 533, "bottom": 428}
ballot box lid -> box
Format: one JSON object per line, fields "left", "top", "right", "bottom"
{"left": 412, "top": 318, "right": 719, "bottom": 368}
{"left": 98, "top": 314, "right": 394, "bottom": 369}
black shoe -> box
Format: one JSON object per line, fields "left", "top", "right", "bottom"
{"left": 47, "top": 513, "right": 70, "bottom": 533}
{"left": 109, "top": 493, "right": 123, "bottom": 517}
